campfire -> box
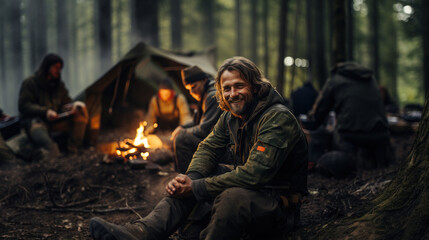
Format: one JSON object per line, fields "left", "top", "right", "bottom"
{"left": 96, "top": 121, "right": 173, "bottom": 170}
{"left": 114, "top": 121, "right": 162, "bottom": 162}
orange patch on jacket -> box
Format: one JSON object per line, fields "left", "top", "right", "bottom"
{"left": 257, "top": 146, "right": 266, "bottom": 152}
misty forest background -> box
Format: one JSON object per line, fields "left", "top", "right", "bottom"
{"left": 0, "top": 0, "right": 427, "bottom": 116}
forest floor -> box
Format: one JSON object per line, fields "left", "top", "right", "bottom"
{"left": 0, "top": 126, "right": 416, "bottom": 240}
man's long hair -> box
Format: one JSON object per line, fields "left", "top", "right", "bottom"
{"left": 215, "top": 56, "right": 272, "bottom": 112}
{"left": 35, "top": 53, "right": 63, "bottom": 79}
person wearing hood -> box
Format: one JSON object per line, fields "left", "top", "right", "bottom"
{"left": 309, "top": 62, "right": 392, "bottom": 177}
{"left": 18, "top": 53, "right": 88, "bottom": 156}
{"left": 89, "top": 57, "right": 308, "bottom": 240}
{"left": 170, "top": 65, "right": 223, "bottom": 173}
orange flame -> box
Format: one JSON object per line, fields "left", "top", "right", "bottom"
{"left": 133, "top": 122, "right": 150, "bottom": 148}
{"left": 116, "top": 121, "right": 152, "bottom": 160}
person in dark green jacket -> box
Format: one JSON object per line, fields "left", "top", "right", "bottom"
{"left": 19, "top": 53, "right": 88, "bottom": 156}
{"left": 171, "top": 66, "right": 223, "bottom": 173}
{"left": 89, "top": 57, "right": 308, "bottom": 240}
{"left": 309, "top": 62, "right": 392, "bottom": 178}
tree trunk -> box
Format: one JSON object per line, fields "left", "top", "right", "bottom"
{"left": 68, "top": 0, "right": 78, "bottom": 90}
{"left": 332, "top": 0, "right": 346, "bottom": 64}
{"left": 114, "top": 0, "right": 123, "bottom": 60}
{"left": 327, "top": 0, "right": 333, "bottom": 67}
{"left": 132, "top": 0, "right": 159, "bottom": 47}
{"left": 250, "top": 0, "right": 258, "bottom": 64}
{"left": 0, "top": 0, "right": 5, "bottom": 106}
{"left": 314, "top": 0, "right": 327, "bottom": 88}
{"left": 57, "top": 0, "right": 69, "bottom": 82}
{"left": 96, "top": 0, "right": 112, "bottom": 70}
{"left": 369, "top": 0, "right": 380, "bottom": 82}
{"left": 276, "top": 0, "right": 289, "bottom": 97}
{"left": 170, "top": 0, "right": 182, "bottom": 50}
{"left": 423, "top": 0, "right": 429, "bottom": 96}
{"left": 318, "top": 93, "right": 429, "bottom": 239}
{"left": 346, "top": 0, "right": 354, "bottom": 61}
{"left": 4, "top": 0, "right": 23, "bottom": 115}
{"left": 306, "top": 0, "right": 313, "bottom": 83}
{"left": 262, "top": 0, "right": 269, "bottom": 78}
{"left": 290, "top": 0, "right": 302, "bottom": 96}
{"left": 200, "top": 0, "right": 215, "bottom": 47}
{"left": 235, "top": 0, "right": 242, "bottom": 56}
{"left": 28, "top": 0, "right": 47, "bottom": 70}
{"left": 379, "top": 0, "right": 398, "bottom": 102}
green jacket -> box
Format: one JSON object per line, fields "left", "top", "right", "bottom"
{"left": 311, "top": 62, "right": 388, "bottom": 139}
{"left": 18, "top": 74, "right": 72, "bottom": 124}
{"left": 188, "top": 88, "right": 308, "bottom": 200}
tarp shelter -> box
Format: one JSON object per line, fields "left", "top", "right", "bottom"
{"left": 76, "top": 41, "right": 217, "bottom": 131}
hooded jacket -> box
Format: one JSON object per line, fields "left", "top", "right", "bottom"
{"left": 311, "top": 62, "right": 388, "bottom": 138}
{"left": 18, "top": 74, "right": 72, "bottom": 124}
{"left": 187, "top": 87, "right": 308, "bottom": 201}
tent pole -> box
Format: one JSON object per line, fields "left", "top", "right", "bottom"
{"left": 122, "top": 64, "right": 135, "bottom": 103}
{"left": 109, "top": 64, "right": 122, "bottom": 114}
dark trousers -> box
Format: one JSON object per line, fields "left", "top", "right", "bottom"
{"left": 173, "top": 131, "right": 202, "bottom": 173}
{"left": 26, "top": 107, "right": 88, "bottom": 155}
{"left": 333, "top": 131, "right": 393, "bottom": 169}
{"left": 137, "top": 188, "right": 292, "bottom": 240}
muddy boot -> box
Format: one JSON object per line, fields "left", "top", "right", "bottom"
{"left": 89, "top": 217, "right": 148, "bottom": 240}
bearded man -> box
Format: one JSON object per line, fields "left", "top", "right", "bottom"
{"left": 19, "top": 53, "right": 88, "bottom": 156}
{"left": 89, "top": 56, "right": 308, "bottom": 240}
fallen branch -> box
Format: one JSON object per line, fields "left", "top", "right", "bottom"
{"left": 18, "top": 185, "right": 32, "bottom": 202}
{"left": 15, "top": 205, "right": 147, "bottom": 213}
{"left": 56, "top": 196, "right": 99, "bottom": 208}
{"left": 85, "top": 198, "right": 126, "bottom": 209}
{"left": 42, "top": 173, "right": 58, "bottom": 207}
{"left": 0, "top": 192, "right": 18, "bottom": 203}
{"left": 88, "top": 184, "right": 132, "bottom": 193}
{"left": 126, "top": 199, "right": 143, "bottom": 220}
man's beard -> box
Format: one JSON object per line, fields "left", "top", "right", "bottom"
{"left": 47, "top": 77, "right": 60, "bottom": 89}
{"left": 228, "top": 97, "right": 253, "bottom": 118}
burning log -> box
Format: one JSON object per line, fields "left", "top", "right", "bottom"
{"left": 110, "top": 122, "right": 171, "bottom": 170}
{"left": 96, "top": 121, "right": 173, "bottom": 171}
{"left": 125, "top": 141, "right": 147, "bottom": 153}
{"left": 114, "top": 122, "right": 152, "bottom": 161}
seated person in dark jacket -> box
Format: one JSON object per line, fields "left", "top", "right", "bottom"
{"left": 144, "top": 78, "right": 192, "bottom": 134}
{"left": 89, "top": 56, "right": 308, "bottom": 240}
{"left": 18, "top": 53, "right": 88, "bottom": 156}
{"left": 170, "top": 66, "right": 223, "bottom": 173}
{"left": 309, "top": 62, "right": 393, "bottom": 178}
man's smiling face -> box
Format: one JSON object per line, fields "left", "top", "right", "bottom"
{"left": 220, "top": 70, "right": 253, "bottom": 118}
